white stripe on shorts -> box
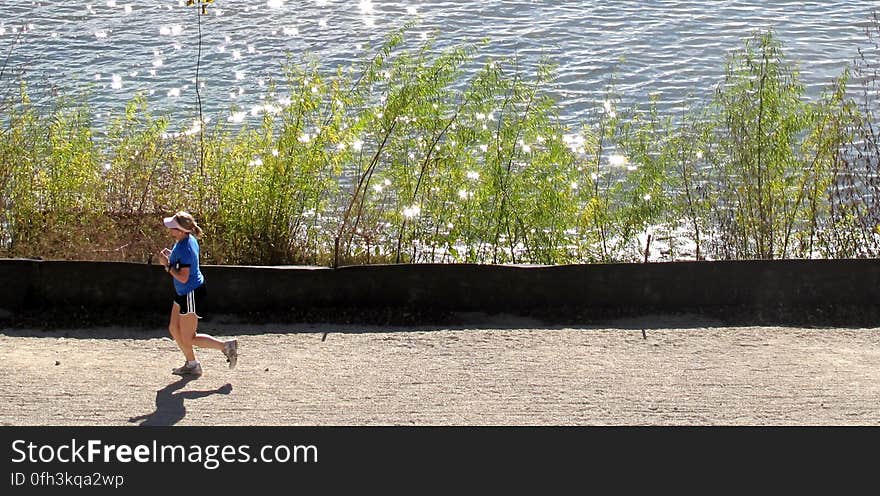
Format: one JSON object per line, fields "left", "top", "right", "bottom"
{"left": 187, "top": 290, "right": 196, "bottom": 315}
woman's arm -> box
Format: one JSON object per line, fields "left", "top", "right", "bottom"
{"left": 168, "top": 266, "right": 190, "bottom": 284}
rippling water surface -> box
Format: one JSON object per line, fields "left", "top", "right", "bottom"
{"left": 2, "top": 1, "right": 879, "bottom": 130}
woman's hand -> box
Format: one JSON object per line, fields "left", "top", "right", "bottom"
{"left": 157, "top": 248, "right": 171, "bottom": 268}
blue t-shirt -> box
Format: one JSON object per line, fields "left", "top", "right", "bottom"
{"left": 169, "top": 234, "right": 205, "bottom": 296}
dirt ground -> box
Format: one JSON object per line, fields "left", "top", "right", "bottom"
{"left": 1, "top": 313, "right": 879, "bottom": 426}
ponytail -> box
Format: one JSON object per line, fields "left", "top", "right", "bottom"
{"left": 172, "top": 211, "right": 203, "bottom": 238}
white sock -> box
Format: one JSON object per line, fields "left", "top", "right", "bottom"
{"left": 186, "top": 360, "right": 199, "bottom": 367}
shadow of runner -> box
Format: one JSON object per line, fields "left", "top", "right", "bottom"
{"left": 128, "top": 376, "right": 232, "bottom": 426}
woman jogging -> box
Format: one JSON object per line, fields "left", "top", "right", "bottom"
{"left": 157, "top": 211, "right": 238, "bottom": 376}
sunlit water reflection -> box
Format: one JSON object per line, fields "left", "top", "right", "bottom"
{"left": 2, "top": 1, "right": 878, "bottom": 133}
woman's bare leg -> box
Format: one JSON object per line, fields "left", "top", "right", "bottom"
{"left": 168, "top": 304, "right": 190, "bottom": 359}
{"left": 179, "top": 313, "right": 226, "bottom": 352}
{"left": 177, "top": 312, "right": 199, "bottom": 362}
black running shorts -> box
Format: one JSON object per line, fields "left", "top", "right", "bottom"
{"left": 173, "top": 284, "right": 207, "bottom": 317}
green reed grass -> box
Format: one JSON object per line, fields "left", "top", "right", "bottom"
{"left": 1, "top": 22, "right": 879, "bottom": 265}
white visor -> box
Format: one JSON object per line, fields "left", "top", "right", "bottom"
{"left": 163, "top": 216, "right": 191, "bottom": 232}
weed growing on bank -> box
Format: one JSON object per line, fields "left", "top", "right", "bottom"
{"left": 2, "top": 21, "right": 879, "bottom": 265}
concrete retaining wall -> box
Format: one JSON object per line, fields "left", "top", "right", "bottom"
{"left": 1, "top": 258, "right": 877, "bottom": 323}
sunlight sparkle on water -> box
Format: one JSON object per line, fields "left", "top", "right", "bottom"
{"left": 563, "top": 133, "right": 586, "bottom": 154}
{"left": 608, "top": 154, "right": 628, "bottom": 167}
{"left": 267, "top": 0, "right": 283, "bottom": 9}
{"left": 111, "top": 74, "right": 122, "bottom": 89}
{"left": 403, "top": 205, "right": 421, "bottom": 219}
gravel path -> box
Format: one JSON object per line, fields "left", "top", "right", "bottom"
{"left": 2, "top": 314, "right": 879, "bottom": 425}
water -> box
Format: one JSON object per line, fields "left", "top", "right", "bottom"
{"left": 1, "top": 1, "right": 878, "bottom": 132}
